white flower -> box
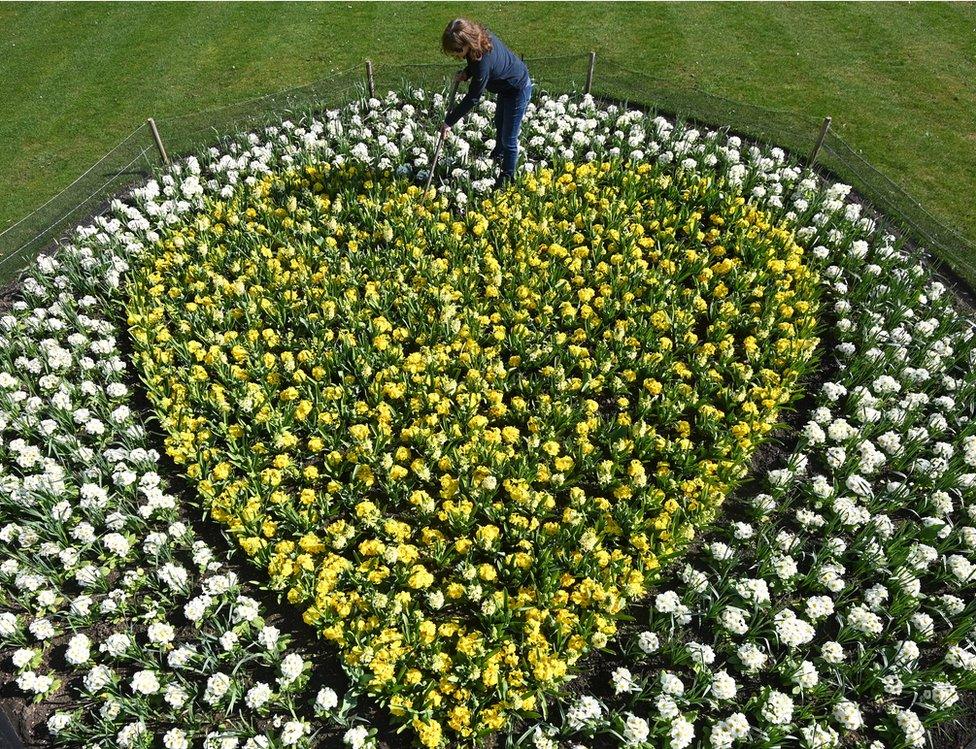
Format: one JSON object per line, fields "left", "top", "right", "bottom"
{"left": 16, "top": 670, "right": 53, "bottom": 695}
{"left": 736, "top": 643, "right": 767, "bottom": 672}
{"left": 130, "top": 670, "right": 160, "bottom": 695}
{"left": 772, "top": 554, "right": 798, "bottom": 580}
{"left": 28, "top": 617, "right": 55, "bottom": 640}
{"left": 820, "top": 641, "right": 845, "bottom": 664}
{"left": 83, "top": 664, "right": 114, "bottom": 692}
{"left": 846, "top": 605, "right": 883, "bottom": 636}
{"left": 761, "top": 690, "right": 793, "bottom": 725}
{"left": 686, "top": 641, "right": 715, "bottom": 667}
{"left": 258, "top": 625, "right": 281, "bottom": 650}
{"left": 881, "top": 673, "right": 904, "bottom": 695}
{"left": 101, "top": 632, "right": 131, "bottom": 657}
{"left": 711, "top": 670, "right": 737, "bottom": 700}
{"left": 805, "top": 595, "right": 835, "bottom": 621}
{"left": 655, "top": 590, "right": 681, "bottom": 613}
{"left": 800, "top": 722, "right": 839, "bottom": 749}
{"left": 343, "top": 725, "right": 370, "bottom": 748}
{"left": 163, "top": 728, "right": 190, "bottom": 749}
{"left": 245, "top": 681, "right": 273, "bottom": 709}
{"left": 279, "top": 652, "right": 305, "bottom": 683}
{"left": 793, "top": 660, "right": 819, "bottom": 689}
{"left": 0, "top": 612, "right": 18, "bottom": 637}
{"left": 844, "top": 474, "right": 872, "bottom": 497}
{"left": 660, "top": 671, "right": 685, "bottom": 696}
{"left": 147, "top": 621, "right": 176, "bottom": 645}
{"left": 891, "top": 707, "right": 925, "bottom": 748}
{"left": 12, "top": 648, "right": 36, "bottom": 669}
{"left": 720, "top": 606, "right": 749, "bottom": 635}
{"left": 65, "top": 633, "right": 91, "bottom": 665}
{"left": 183, "top": 595, "right": 210, "bottom": 621}
{"left": 710, "top": 713, "right": 750, "bottom": 748}
{"left": 832, "top": 699, "right": 862, "bottom": 730}
{"left": 622, "top": 713, "right": 649, "bottom": 746}
{"left": 220, "top": 630, "right": 239, "bottom": 651}
{"left": 204, "top": 672, "right": 231, "bottom": 704}
{"left": 669, "top": 715, "right": 695, "bottom": 749}
{"left": 655, "top": 694, "right": 680, "bottom": 720}
{"left": 775, "top": 611, "right": 815, "bottom": 648}
{"left": 315, "top": 686, "right": 339, "bottom": 713}
{"left": 566, "top": 694, "right": 604, "bottom": 731}
{"left": 281, "top": 721, "right": 309, "bottom": 746}
{"left": 611, "top": 666, "right": 639, "bottom": 694}
{"left": 637, "top": 631, "right": 659, "bottom": 654}
{"left": 947, "top": 645, "right": 976, "bottom": 671}
{"left": 924, "top": 681, "right": 959, "bottom": 708}
{"left": 168, "top": 646, "right": 196, "bottom": 669}
{"left": 733, "top": 578, "right": 769, "bottom": 605}
{"left": 948, "top": 554, "right": 975, "bottom": 583}
{"left": 164, "top": 683, "right": 189, "bottom": 708}
{"left": 47, "top": 712, "right": 72, "bottom": 735}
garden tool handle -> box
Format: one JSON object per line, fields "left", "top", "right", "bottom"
{"left": 424, "top": 133, "right": 446, "bottom": 192}
{"left": 424, "top": 79, "right": 462, "bottom": 193}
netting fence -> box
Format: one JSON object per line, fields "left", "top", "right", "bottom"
{"left": 2, "top": 52, "right": 973, "bottom": 291}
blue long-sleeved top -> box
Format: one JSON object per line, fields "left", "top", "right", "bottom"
{"left": 444, "top": 31, "right": 529, "bottom": 127}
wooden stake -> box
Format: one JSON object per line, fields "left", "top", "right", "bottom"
{"left": 808, "top": 116, "right": 832, "bottom": 169}
{"left": 584, "top": 51, "right": 596, "bottom": 95}
{"left": 365, "top": 59, "right": 375, "bottom": 99}
{"left": 147, "top": 118, "right": 169, "bottom": 165}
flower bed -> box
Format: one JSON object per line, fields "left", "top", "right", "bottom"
{"left": 0, "top": 87, "right": 973, "bottom": 749}
{"left": 123, "top": 154, "right": 819, "bottom": 745}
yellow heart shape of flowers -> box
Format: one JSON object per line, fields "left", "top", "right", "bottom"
{"left": 126, "top": 158, "right": 819, "bottom": 746}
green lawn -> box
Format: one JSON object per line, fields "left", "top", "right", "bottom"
{"left": 1, "top": 2, "right": 975, "bottom": 281}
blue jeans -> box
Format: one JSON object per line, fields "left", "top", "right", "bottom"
{"left": 492, "top": 79, "right": 532, "bottom": 178}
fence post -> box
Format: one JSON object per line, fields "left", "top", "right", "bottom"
{"left": 146, "top": 118, "right": 170, "bottom": 165}
{"left": 584, "top": 51, "right": 596, "bottom": 95}
{"left": 365, "top": 59, "right": 375, "bottom": 99}
{"left": 807, "top": 116, "right": 832, "bottom": 169}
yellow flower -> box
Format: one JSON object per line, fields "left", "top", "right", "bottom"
{"left": 412, "top": 717, "right": 443, "bottom": 749}
{"left": 355, "top": 500, "right": 380, "bottom": 523}
{"left": 554, "top": 455, "right": 574, "bottom": 472}
{"left": 211, "top": 461, "right": 232, "bottom": 481}
{"left": 408, "top": 565, "right": 434, "bottom": 589}
{"left": 419, "top": 620, "right": 436, "bottom": 644}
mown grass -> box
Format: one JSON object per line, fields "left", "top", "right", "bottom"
{"left": 1, "top": 2, "right": 974, "bottom": 281}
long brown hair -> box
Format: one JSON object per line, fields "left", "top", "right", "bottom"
{"left": 441, "top": 18, "right": 493, "bottom": 61}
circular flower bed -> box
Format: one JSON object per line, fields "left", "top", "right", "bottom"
{"left": 0, "top": 88, "right": 974, "bottom": 749}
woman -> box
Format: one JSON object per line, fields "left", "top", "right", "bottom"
{"left": 441, "top": 18, "right": 532, "bottom": 188}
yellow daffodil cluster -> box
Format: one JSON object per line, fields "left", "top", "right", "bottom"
{"left": 125, "top": 158, "right": 820, "bottom": 746}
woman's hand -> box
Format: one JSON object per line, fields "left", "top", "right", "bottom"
{"left": 454, "top": 70, "right": 469, "bottom": 83}
{"left": 440, "top": 123, "right": 452, "bottom": 137}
